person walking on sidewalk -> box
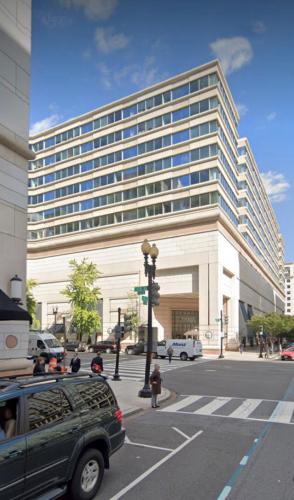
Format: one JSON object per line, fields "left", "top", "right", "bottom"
{"left": 70, "top": 352, "right": 81, "bottom": 373}
{"left": 91, "top": 351, "right": 104, "bottom": 374}
{"left": 239, "top": 342, "right": 244, "bottom": 355}
{"left": 150, "top": 364, "right": 162, "bottom": 408}
{"left": 167, "top": 345, "right": 173, "bottom": 364}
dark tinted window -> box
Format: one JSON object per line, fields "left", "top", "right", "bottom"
{"left": 28, "top": 389, "right": 64, "bottom": 430}
{"left": 73, "top": 382, "right": 115, "bottom": 410}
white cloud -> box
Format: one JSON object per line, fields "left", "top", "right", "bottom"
{"left": 59, "top": 0, "right": 117, "bottom": 20}
{"left": 236, "top": 103, "right": 248, "bottom": 117}
{"left": 261, "top": 171, "right": 290, "bottom": 203}
{"left": 210, "top": 36, "right": 253, "bottom": 75}
{"left": 95, "top": 27, "right": 129, "bottom": 54}
{"left": 252, "top": 20, "right": 266, "bottom": 34}
{"left": 98, "top": 57, "right": 167, "bottom": 90}
{"left": 267, "top": 111, "right": 277, "bottom": 121}
{"left": 30, "top": 114, "right": 61, "bottom": 135}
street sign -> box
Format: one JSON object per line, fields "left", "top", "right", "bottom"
{"left": 134, "top": 286, "right": 148, "bottom": 295}
{"left": 142, "top": 296, "right": 148, "bottom": 305}
{"left": 215, "top": 318, "right": 220, "bottom": 323}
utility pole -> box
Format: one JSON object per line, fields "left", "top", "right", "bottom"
{"left": 113, "top": 307, "right": 122, "bottom": 381}
{"left": 218, "top": 310, "right": 224, "bottom": 359}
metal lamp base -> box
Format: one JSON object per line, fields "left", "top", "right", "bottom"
{"left": 218, "top": 354, "right": 224, "bottom": 359}
{"left": 138, "top": 387, "right": 152, "bottom": 398}
{"left": 112, "top": 374, "right": 121, "bottom": 381}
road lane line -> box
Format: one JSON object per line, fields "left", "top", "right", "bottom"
{"left": 240, "top": 456, "right": 248, "bottom": 466}
{"left": 194, "top": 397, "right": 231, "bottom": 415}
{"left": 217, "top": 486, "right": 232, "bottom": 500}
{"left": 158, "top": 395, "right": 202, "bottom": 412}
{"left": 125, "top": 441, "right": 173, "bottom": 452}
{"left": 268, "top": 401, "right": 294, "bottom": 423}
{"left": 109, "top": 430, "right": 203, "bottom": 500}
{"left": 172, "top": 427, "right": 189, "bottom": 440}
{"left": 228, "top": 399, "right": 262, "bottom": 419}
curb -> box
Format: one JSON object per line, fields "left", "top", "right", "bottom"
{"left": 123, "top": 386, "right": 172, "bottom": 419}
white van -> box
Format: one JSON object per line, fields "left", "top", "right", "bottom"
{"left": 157, "top": 339, "right": 203, "bottom": 361}
{"left": 28, "top": 332, "right": 65, "bottom": 362}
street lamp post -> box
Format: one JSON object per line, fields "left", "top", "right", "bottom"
{"left": 53, "top": 306, "right": 58, "bottom": 334}
{"left": 218, "top": 310, "right": 224, "bottom": 359}
{"left": 138, "top": 239, "right": 159, "bottom": 398}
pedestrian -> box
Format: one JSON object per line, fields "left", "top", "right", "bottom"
{"left": 265, "top": 342, "right": 270, "bottom": 359}
{"left": 239, "top": 342, "right": 244, "bottom": 355}
{"left": 48, "top": 355, "right": 58, "bottom": 373}
{"left": 70, "top": 352, "right": 81, "bottom": 373}
{"left": 33, "top": 356, "right": 46, "bottom": 376}
{"left": 150, "top": 364, "right": 162, "bottom": 408}
{"left": 91, "top": 351, "right": 104, "bottom": 374}
{"left": 167, "top": 345, "right": 173, "bottom": 364}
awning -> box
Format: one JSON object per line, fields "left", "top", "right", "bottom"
{"left": 0, "top": 289, "right": 31, "bottom": 322}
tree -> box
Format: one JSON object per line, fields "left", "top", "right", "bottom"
{"left": 26, "top": 279, "right": 40, "bottom": 330}
{"left": 62, "top": 259, "right": 102, "bottom": 341}
{"left": 248, "top": 313, "right": 294, "bottom": 338}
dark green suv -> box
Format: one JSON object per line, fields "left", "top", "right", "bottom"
{"left": 0, "top": 373, "right": 125, "bottom": 500}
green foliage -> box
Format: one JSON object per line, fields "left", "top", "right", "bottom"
{"left": 248, "top": 313, "right": 294, "bottom": 338}
{"left": 26, "top": 279, "right": 40, "bottom": 330}
{"left": 125, "top": 291, "right": 140, "bottom": 339}
{"left": 62, "top": 259, "right": 102, "bottom": 341}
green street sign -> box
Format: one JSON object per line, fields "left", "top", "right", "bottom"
{"left": 134, "top": 286, "right": 148, "bottom": 295}
{"left": 215, "top": 318, "right": 220, "bottom": 322}
{"left": 142, "top": 296, "right": 148, "bottom": 305}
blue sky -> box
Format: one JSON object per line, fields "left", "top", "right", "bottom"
{"left": 30, "top": 0, "right": 293, "bottom": 260}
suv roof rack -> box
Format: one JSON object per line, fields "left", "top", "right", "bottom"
{"left": 0, "top": 372, "right": 107, "bottom": 390}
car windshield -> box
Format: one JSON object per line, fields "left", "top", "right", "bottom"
{"left": 45, "top": 338, "right": 62, "bottom": 348}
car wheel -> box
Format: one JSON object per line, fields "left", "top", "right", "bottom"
{"left": 160, "top": 356, "right": 166, "bottom": 359}
{"left": 180, "top": 352, "right": 188, "bottom": 361}
{"left": 106, "top": 348, "right": 111, "bottom": 354}
{"left": 88, "top": 347, "right": 94, "bottom": 353}
{"left": 189, "top": 357, "right": 195, "bottom": 361}
{"left": 70, "top": 448, "right": 104, "bottom": 500}
{"left": 281, "top": 356, "right": 285, "bottom": 361}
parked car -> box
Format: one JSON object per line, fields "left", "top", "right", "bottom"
{"left": 125, "top": 342, "right": 145, "bottom": 355}
{"left": 88, "top": 340, "right": 117, "bottom": 354}
{"left": 0, "top": 372, "right": 125, "bottom": 500}
{"left": 281, "top": 347, "right": 294, "bottom": 361}
{"left": 64, "top": 340, "right": 86, "bottom": 352}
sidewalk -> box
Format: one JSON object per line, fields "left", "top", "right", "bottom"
{"left": 108, "top": 379, "right": 171, "bottom": 417}
{"left": 205, "top": 350, "right": 281, "bottom": 361}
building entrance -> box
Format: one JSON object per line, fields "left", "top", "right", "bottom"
{"left": 172, "top": 310, "right": 199, "bottom": 338}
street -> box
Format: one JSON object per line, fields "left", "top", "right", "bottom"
{"left": 90, "top": 356, "right": 294, "bottom": 500}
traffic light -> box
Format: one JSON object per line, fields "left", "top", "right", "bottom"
{"left": 124, "top": 314, "right": 132, "bottom": 333}
{"left": 150, "top": 282, "right": 160, "bottom": 306}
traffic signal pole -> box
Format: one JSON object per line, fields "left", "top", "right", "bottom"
{"left": 113, "top": 307, "right": 121, "bottom": 381}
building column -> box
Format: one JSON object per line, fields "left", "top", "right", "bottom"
{"left": 199, "top": 262, "right": 222, "bottom": 350}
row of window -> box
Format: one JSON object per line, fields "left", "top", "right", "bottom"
{"left": 28, "top": 191, "right": 221, "bottom": 240}
{"left": 29, "top": 96, "right": 219, "bottom": 183}
{"left": 28, "top": 142, "right": 219, "bottom": 206}
{"left": 240, "top": 215, "right": 278, "bottom": 275}
{"left": 28, "top": 167, "right": 222, "bottom": 222}
{"left": 30, "top": 118, "right": 218, "bottom": 170}
{"left": 30, "top": 72, "right": 219, "bottom": 153}
{"left": 242, "top": 231, "right": 277, "bottom": 280}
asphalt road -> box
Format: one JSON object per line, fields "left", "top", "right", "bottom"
{"left": 95, "top": 357, "right": 294, "bottom": 500}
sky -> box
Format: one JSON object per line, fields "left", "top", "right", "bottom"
{"left": 30, "top": 0, "right": 294, "bottom": 260}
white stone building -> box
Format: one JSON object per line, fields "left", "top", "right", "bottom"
{"left": 27, "top": 61, "right": 284, "bottom": 351}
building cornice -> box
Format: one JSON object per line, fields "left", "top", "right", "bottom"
{"left": 0, "top": 131, "right": 35, "bottom": 160}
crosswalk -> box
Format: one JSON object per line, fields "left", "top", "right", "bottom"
{"left": 81, "top": 357, "right": 209, "bottom": 381}
{"left": 160, "top": 394, "right": 294, "bottom": 425}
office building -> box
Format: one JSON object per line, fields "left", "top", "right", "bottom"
{"left": 0, "top": 0, "right": 32, "bottom": 374}
{"left": 27, "top": 60, "right": 284, "bottom": 350}
{"left": 285, "top": 263, "right": 294, "bottom": 315}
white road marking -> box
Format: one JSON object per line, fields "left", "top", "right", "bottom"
{"left": 109, "top": 430, "right": 203, "bottom": 500}
{"left": 125, "top": 441, "right": 173, "bottom": 452}
{"left": 240, "top": 455, "right": 249, "bottom": 465}
{"left": 158, "top": 395, "right": 202, "bottom": 413}
{"left": 229, "top": 399, "right": 262, "bottom": 419}
{"left": 172, "top": 427, "right": 190, "bottom": 440}
{"left": 194, "top": 397, "right": 230, "bottom": 415}
{"left": 217, "top": 485, "right": 232, "bottom": 500}
{"left": 268, "top": 401, "right": 294, "bottom": 424}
